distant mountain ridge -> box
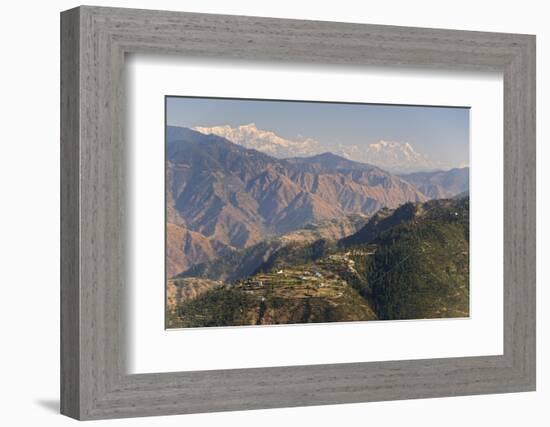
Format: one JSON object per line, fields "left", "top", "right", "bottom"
{"left": 193, "top": 123, "right": 319, "bottom": 158}
{"left": 166, "top": 126, "right": 427, "bottom": 277}
{"left": 358, "top": 140, "right": 437, "bottom": 173}
{"left": 399, "top": 168, "right": 469, "bottom": 199}
{"left": 192, "top": 123, "right": 453, "bottom": 173}
{"left": 285, "top": 152, "right": 379, "bottom": 172}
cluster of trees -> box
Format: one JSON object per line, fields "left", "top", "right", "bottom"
{"left": 366, "top": 199, "right": 470, "bottom": 319}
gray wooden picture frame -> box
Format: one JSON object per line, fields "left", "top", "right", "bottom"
{"left": 60, "top": 5, "right": 536, "bottom": 420}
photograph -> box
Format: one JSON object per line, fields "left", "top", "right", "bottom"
{"left": 165, "top": 97, "right": 470, "bottom": 328}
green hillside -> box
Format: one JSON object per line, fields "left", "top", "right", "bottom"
{"left": 168, "top": 197, "right": 469, "bottom": 328}
{"left": 365, "top": 197, "right": 469, "bottom": 319}
{"left": 170, "top": 268, "right": 377, "bottom": 328}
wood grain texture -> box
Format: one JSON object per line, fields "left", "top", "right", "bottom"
{"left": 60, "top": 5, "right": 536, "bottom": 420}
{"left": 60, "top": 7, "right": 80, "bottom": 419}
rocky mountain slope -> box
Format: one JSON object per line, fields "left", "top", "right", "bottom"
{"left": 176, "top": 213, "right": 369, "bottom": 283}
{"left": 166, "top": 223, "right": 232, "bottom": 278}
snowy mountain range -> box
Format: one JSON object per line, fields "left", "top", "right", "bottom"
{"left": 193, "top": 123, "right": 319, "bottom": 159}
{"left": 192, "top": 123, "right": 456, "bottom": 173}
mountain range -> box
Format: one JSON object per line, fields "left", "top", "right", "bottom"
{"left": 166, "top": 126, "right": 432, "bottom": 277}
{"left": 192, "top": 123, "right": 459, "bottom": 173}
{"left": 193, "top": 123, "right": 319, "bottom": 158}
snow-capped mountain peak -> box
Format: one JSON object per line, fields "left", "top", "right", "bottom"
{"left": 192, "top": 124, "right": 446, "bottom": 173}
{"left": 193, "top": 123, "right": 319, "bottom": 158}
{"left": 361, "top": 140, "right": 436, "bottom": 173}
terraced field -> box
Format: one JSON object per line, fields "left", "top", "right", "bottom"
{"left": 169, "top": 253, "right": 377, "bottom": 328}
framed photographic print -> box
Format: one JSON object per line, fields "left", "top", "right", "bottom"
{"left": 164, "top": 97, "right": 471, "bottom": 329}
{"left": 61, "top": 6, "right": 536, "bottom": 420}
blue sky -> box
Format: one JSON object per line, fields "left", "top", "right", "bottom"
{"left": 166, "top": 96, "right": 469, "bottom": 169}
